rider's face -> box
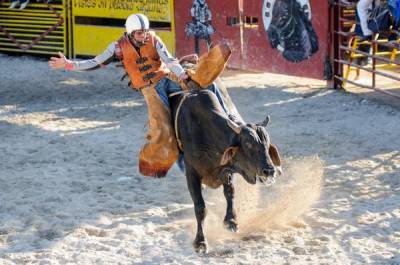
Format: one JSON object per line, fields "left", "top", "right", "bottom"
{"left": 131, "top": 30, "right": 148, "bottom": 43}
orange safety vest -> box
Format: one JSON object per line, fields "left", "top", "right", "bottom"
{"left": 118, "top": 31, "right": 169, "bottom": 89}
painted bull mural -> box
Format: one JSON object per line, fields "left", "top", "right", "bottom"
{"left": 262, "top": 0, "right": 319, "bottom": 63}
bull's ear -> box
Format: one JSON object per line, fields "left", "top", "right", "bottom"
{"left": 269, "top": 144, "right": 281, "bottom": 167}
{"left": 220, "top": 146, "right": 239, "bottom": 166}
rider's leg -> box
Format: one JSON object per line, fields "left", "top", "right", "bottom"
{"left": 207, "top": 82, "right": 228, "bottom": 114}
{"left": 154, "top": 77, "right": 182, "bottom": 109}
{"left": 154, "top": 78, "right": 185, "bottom": 173}
{"left": 139, "top": 82, "right": 179, "bottom": 177}
{"left": 157, "top": 76, "right": 228, "bottom": 115}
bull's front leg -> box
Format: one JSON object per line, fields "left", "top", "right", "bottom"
{"left": 223, "top": 180, "right": 238, "bottom": 233}
{"left": 186, "top": 167, "right": 207, "bottom": 253}
{"left": 220, "top": 167, "right": 238, "bottom": 232}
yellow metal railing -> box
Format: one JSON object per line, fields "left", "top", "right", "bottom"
{"left": 0, "top": 0, "right": 69, "bottom": 56}
{"left": 332, "top": 0, "right": 400, "bottom": 99}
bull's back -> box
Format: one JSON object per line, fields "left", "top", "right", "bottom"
{"left": 179, "top": 90, "right": 228, "bottom": 146}
{"left": 177, "top": 90, "right": 230, "bottom": 187}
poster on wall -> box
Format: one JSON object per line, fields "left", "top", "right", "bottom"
{"left": 262, "top": 0, "right": 319, "bottom": 63}
{"left": 71, "top": 0, "right": 176, "bottom": 56}
{"left": 185, "top": 0, "right": 215, "bottom": 55}
{"left": 72, "top": 0, "right": 172, "bottom": 21}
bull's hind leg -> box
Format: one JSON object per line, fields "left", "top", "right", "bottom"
{"left": 186, "top": 166, "right": 208, "bottom": 253}
{"left": 223, "top": 181, "right": 238, "bottom": 233}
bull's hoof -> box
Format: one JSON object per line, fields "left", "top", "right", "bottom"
{"left": 193, "top": 240, "right": 208, "bottom": 254}
{"left": 224, "top": 219, "right": 238, "bottom": 233}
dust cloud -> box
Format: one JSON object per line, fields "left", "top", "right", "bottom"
{"left": 203, "top": 156, "right": 324, "bottom": 242}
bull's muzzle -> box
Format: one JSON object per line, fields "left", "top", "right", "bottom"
{"left": 262, "top": 167, "right": 275, "bottom": 177}
{"left": 258, "top": 174, "right": 276, "bottom": 186}
{"left": 258, "top": 165, "right": 282, "bottom": 186}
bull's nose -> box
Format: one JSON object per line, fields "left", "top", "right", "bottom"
{"left": 262, "top": 167, "right": 275, "bottom": 176}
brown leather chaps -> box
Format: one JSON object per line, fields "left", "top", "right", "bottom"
{"left": 139, "top": 84, "right": 179, "bottom": 178}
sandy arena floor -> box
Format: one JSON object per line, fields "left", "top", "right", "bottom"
{"left": 0, "top": 54, "right": 399, "bottom": 264}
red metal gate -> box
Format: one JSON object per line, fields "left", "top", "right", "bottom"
{"left": 174, "top": 0, "right": 330, "bottom": 80}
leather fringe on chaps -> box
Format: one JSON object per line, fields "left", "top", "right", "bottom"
{"left": 139, "top": 84, "right": 179, "bottom": 178}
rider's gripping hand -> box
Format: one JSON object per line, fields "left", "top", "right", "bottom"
{"left": 178, "top": 71, "right": 189, "bottom": 81}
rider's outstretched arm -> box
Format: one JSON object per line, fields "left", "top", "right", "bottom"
{"left": 48, "top": 42, "right": 121, "bottom": 71}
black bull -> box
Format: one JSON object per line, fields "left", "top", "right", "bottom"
{"left": 169, "top": 82, "right": 282, "bottom": 253}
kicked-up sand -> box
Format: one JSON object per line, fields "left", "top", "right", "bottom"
{"left": 0, "top": 54, "right": 399, "bottom": 264}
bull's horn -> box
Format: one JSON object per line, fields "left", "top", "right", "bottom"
{"left": 258, "top": 115, "right": 270, "bottom": 127}
{"left": 227, "top": 118, "right": 241, "bottom": 134}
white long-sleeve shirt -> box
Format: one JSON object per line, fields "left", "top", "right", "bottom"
{"left": 65, "top": 33, "right": 185, "bottom": 78}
